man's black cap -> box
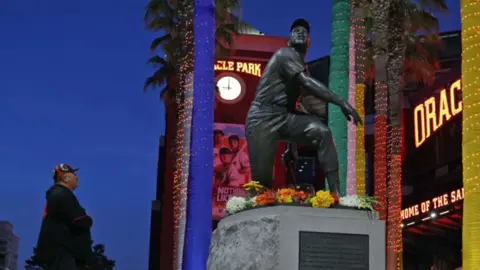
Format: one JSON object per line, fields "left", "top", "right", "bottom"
{"left": 214, "top": 129, "right": 224, "bottom": 136}
{"left": 291, "top": 18, "right": 310, "bottom": 33}
{"left": 219, "top": 147, "right": 232, "bottom": 155}
{"left": 52, "top": 163, "right": 79, "bottom": 180}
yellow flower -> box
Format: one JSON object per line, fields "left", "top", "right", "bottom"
{"left": 315, "top": 190, "right": 331, "bottom": 198}
{"left": 311, "top": 191, "right": 335, "bottom": 208}
{"left": 278, "top": 188, "right": 295, "bottom": 196}
{"left": 278, "top": 195, "right": 293, "bottom": 203}
{"left": 243, "top": 181, "right": 264, "bottom": 192}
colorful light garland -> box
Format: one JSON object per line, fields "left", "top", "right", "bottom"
{"left": 371, "top": 0, "right": 390, "bottom": 221}
{"left": 461, "top": 1, "right": 480, "bottom": 269}
{"left": 328, "top": 0, "right": 351, "bottom": 195}
{"left": 385, "top": 2, "right": 406, "bottom": 268}
{"left": 347, "top": 27, "right": 357, "bottom": 195}
{"left": 172, "top": 2, "right": 194, "bottom": 269}
{"left": 351, "top": 1, "right": 367, "bottom": 196}
{"left": 373, "top": 86, "right": 388, "bottom": 220}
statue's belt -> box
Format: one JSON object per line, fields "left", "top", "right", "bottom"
{"left": 251, "top": 101, "right": 290, "bottom": 113}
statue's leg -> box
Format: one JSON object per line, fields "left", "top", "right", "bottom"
{"left": 246, "top": 130, "right": 277, "bottom": 188}
{"left": 278, "top": 113, "right": 341, "bottom": 196}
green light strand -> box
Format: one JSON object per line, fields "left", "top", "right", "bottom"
{"left": 327, "top": 0, "right": 351, "bottom": 196}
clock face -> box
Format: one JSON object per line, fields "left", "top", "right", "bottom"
{"left": 216, "top": 76, "right": 243, "bottom": 102}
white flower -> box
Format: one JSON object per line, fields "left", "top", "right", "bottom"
{"left": 249, "top": 196, "right": 257, "bottom": 203}
{"left": 339, "top": 195, "right": 361, "bottom": 207}
{"left": 226, "top": 196, "right": 248, "bottom": 214}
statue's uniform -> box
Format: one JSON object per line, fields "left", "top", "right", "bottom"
{"left": 245, "top": 47, "right": 339, "bottom": 188}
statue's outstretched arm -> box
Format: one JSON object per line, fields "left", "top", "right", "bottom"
{"left": 295, "top": 72, "right": 346, "bottom": 109}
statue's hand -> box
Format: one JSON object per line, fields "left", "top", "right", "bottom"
{"left": 341, "top": 101, "right": 363, "bottom": 125}
{"left": 282, "top": 147, "right": 298, "bottom": 167}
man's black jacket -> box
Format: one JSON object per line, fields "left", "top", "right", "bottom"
{"left": 35, "top": 184, "right": 94, "bottom": 264}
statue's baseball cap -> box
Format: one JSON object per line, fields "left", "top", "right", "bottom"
{"left": 291, "top": 18, "right": 310, "bottom": 33}
{"left": 52, "top": 163, "right": 79, "bottom": 180}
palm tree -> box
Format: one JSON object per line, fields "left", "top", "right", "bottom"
{"left": 460, "top": 1, "right": 480, "bottom": 269}
{"left": 385, "top": 1, "right": 447, "bottom": 268}
{"left": 329, "top": 0, "right": 352, "bottom": 196}
{"left": 143, "top": 0, "right": 240, "bottom": 268}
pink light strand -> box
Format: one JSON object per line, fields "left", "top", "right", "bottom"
{"left": 346, "top": 27, "right": 357, "bottom": 196}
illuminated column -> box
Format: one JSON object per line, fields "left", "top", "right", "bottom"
{"left": 183, "top": 0, "right": 215, "bottom": 269}
{"left": 328, "top": 0, "right": 351, "bottom": 195}
{"left": 461, "top": 1, "right": 480, "bottom": 269}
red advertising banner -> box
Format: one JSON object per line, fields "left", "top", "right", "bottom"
{"left": 212, "top": 123, "right": 251, "bottom": 220}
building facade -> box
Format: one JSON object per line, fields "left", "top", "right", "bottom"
{"left": 148, "top": 136, "right": 165, "bottom": 270}
{"left": 401, "top": 31, "right": 462, "bottom": 269}
{"left": 0, "top": 221, "right": 19, "bottom": 270}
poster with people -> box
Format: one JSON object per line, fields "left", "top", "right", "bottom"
{"left": 213, "top": 123, "right": 251, "bottom": 220}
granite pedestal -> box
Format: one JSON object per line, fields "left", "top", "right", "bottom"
{"left": 208, "top": 205, "right": 385, "bottom": 270}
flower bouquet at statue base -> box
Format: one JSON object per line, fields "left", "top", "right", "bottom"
{"left": 226, "top": 181, "right": 380, "bottom": 215}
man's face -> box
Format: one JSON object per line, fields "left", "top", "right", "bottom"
{"left": 290, "top": 26, "right": 309, "bottom": 46}
{"left": 229, "top": 139, "right": 239, "bottom": 151}
{"left": 214, "top": 133, "right": 223, "bottom": 145}
{"left": 220, "top": 153, "right": 233, "bottom": 164}
{"left": 65, "top": 172, "right": 79, "bottom": 190}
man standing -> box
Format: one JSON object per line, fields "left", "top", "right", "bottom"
{"left": 227, "top": 134, "right": 250, "bottom": 175}
{"left": 35, "top": 164, "right": 95, "bottom": 270}
{"left": 214, "top": 148, "right": 244, "bottom": 187}
{"left": 213, "top": 129, "right": 225, "bottom": 168}
{"left": 245, "top": 18, "right": 362, "bottom": 195}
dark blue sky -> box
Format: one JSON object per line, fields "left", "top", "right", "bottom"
{"left": 0, "top": 0, "right": 460, "bottom": 269}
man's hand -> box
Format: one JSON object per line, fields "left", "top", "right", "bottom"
{"left": 341, "top": 101, "right": 363, "bottom": 125}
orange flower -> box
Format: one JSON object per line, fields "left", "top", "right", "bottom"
{"left": 256, "top": 191, "right": 276, "bottom": 206}
{"left": 278, "top": 188, "right": 295, "bottom": 196}
{"left": 294, "top": 191, "right": 309, "bottom": 203}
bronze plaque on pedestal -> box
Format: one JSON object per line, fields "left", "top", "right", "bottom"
{"left": 299, "top": 231, "right": 369, "bottom": 270}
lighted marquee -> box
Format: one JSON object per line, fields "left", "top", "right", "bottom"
{"left": 401, "top": 188, "right": 464, "bottom": 220}
{"left": 414, "top": 79, "right": 462, "bottom": 147}
{"left": 214, "top": 60, "right": 262, "bottom": 77}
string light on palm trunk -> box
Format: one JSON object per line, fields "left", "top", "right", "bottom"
{"left": 347, "top": 24, "right": 357, "bottom": 195}
{"left": 374, "top": 82, "right": 388, "bottom": 220}
{"left": 328, "top": 0, "right": 351, "bottom": 195}
{"left": 387, "top": 126, "right": 402, "bottom": 253}
{"left": 461, "top": 1, "right": 480, "bottom": 269}
{"left": 172, "top": 8, "right": 195, "bottom": 269}
{"left": 351, "top": 2, "right": 367, "bottom": 196}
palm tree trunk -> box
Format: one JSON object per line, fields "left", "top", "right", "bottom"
{"left": 328, "top": 0, "right": 351, "bottom": 195}
{"left": 351, "top": 0, "right": 367, "bottom": 196}
{"left": 372, "top": 0, "right": 390, "bottom": 267}
{"left": 386, "top": 1, "right": 406, "bottom": 269}
{"left": 372, "top": 0, "right": 389, "bottom": 221}
{"left": 172, "top": 1, "right": 194, "bottom": 269}
{"left": 461, "top": 1, "right": 480, "bottom": 269}
{"left": 183, "top": 0, "right": 216, "bottom": 268}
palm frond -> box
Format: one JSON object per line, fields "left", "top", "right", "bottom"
{"left": 415, "top": 0, "right": 448, "bottom": 13}
{"left": 144, "top": 0, "right": 176, "bottom": 31}
{"left": 406, "top": 5, "right": 440, "bottom": 33}
{"left": 144, "top": 64, "right": 171, "bottom": 92}
{"left": 150, "top": 34, "right": 172, "bottom": 51}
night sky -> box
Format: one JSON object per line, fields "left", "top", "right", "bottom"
{"left": 0, "top": 0, "right": 461, "bottom": 269}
